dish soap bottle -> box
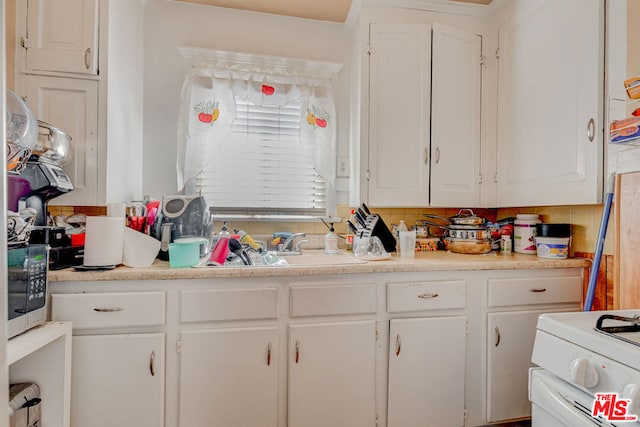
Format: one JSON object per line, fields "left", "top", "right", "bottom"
{"left": 325, "top": 222, "right": 339, "bottom": 254}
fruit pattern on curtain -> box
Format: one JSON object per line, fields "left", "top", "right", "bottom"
{"left": 176, "top": 67, "right": 337, "bottom": 194}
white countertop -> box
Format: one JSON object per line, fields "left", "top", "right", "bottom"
{"left": 49, "top": 251, "right": 590, "bottom": 282}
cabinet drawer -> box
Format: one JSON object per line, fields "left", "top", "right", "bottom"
{"left": 487, "top": 275, "right": 582, "bottom": 307}
{"left": 290, "top": 284, "right": 376, "bottom": 317}
{"left": 387, "top": 281, "right": 466, "bottom": 313}
{"left": 181, "top": 288, "right": 278, "bottom": 322}
{"left": 51, "top": 292, "right": 166, "bottom": 329}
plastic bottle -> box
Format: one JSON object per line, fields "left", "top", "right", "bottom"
{"left": 325, "top": 223, "right": 339, "bottom": 254}
{"left": 500, "top": 235, "right": 512, "bottom": 254}
{"left": 514, "top": 214, "right": 540, "bottom": 254}
{"left": 235, "top": 229, "right": 261, "bottom": 251}
{"left": 209, "top": 223, "right": 231, "bottom": 265}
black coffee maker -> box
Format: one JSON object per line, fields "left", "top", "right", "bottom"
{"left": 153, "top": 195, "right": 214, "bottom": 260}
{"left": 20, "top": 158, "right": 74, "bottom": 226}
{"left": 19, "top": 120, "right": 74, "bottom": 226}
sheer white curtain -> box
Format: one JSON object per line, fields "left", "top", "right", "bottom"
{"left": 176, "top": 65, "right": 338, "bottom": 200}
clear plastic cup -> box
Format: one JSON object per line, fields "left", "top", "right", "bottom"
{"left": 399, "top": 230, "right": 416, "bottom": 258}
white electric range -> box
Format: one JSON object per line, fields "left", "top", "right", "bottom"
{"left": 529, "top": 309, "right": 640, "bottom": 426}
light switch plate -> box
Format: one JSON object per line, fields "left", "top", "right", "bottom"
{"left": 337, "top": 157, "right": 349, "bottom": 177}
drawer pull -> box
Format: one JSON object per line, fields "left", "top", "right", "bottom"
{"left": 267, "top": 342, "right": 272, "bottom": 367}
{"left": 295, "top": 340, "right": 300, "bottom": 364}
{"left": 494, "top": 327, "right": 501, "bottom": 347}
{"left": 529, "top": 288, "right": 547, "bottom": 293}
{"left": 417, "top": 293, "right": 439, "bottom": 299}
{"left": 149, "top": 350, "right": 156, "bottom": 376}
{"left": 395, "top": 334, "right": 402, "bottom": 356}
{"left": 93, "top": 307, "right": 124, "bottom": 312}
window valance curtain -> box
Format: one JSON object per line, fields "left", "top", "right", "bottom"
{"left": 176, "top": 54, "right": 340, "bottom": 194}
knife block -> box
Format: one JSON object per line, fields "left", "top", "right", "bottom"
{"left": 360, "top": 214, "right": 397, "bottom": 253}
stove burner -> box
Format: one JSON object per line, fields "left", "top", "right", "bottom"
{"left": 595, "top": 314, "right": 640, "bottom": 348}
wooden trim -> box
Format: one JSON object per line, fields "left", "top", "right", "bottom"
{"left": 576, "top": 251, "right": 612, "bottom": 311}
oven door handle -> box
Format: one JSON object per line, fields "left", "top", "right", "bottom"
{"left": 532, "top": 372, "right": 610, "bottom": 427}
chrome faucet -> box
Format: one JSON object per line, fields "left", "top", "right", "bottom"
{"left": 278, "top": 232, "right": 308, "bottom": 255}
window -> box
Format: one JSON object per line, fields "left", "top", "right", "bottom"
{"left": 177, "top": 47, "right": 342, "bottom": 219}
{"left": 196, "top": 96, "right": 327, "bottom": 216}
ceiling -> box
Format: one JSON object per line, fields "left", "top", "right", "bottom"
{"left": 176, "top": 0, "right": 492, "bottom": 23}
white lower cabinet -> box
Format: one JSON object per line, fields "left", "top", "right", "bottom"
{"left": 50, "top": 291, "right": 167, "bottom": 427}
{"left": 71, "top": 333, "right": 165, "bottom": 427}
{"left": 485, "top": 273, "right": 582, "bottom": 423}
{"left": 178, "top": 326, "right": 279, "bottom": 427}
{"left": 50, "top": 266, "right": 587, "bottom": 427}
{"left": 386, "top": 279, "right": 467, "bottom": 427}
{"left": 487, "top": 310, "right": 544, "bottom": 422}
{"left": 288, "top": 321, "right": 377, "bottom": 427}
{"left": 388, "top": 317, "right": 466, "bottom": 427}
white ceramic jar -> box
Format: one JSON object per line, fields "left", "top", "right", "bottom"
{"left": 513, "top": 214, "right": 540, "bottom": 254}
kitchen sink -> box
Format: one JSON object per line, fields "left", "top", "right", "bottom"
{"left": 281, "top": 251, "right": 367, "bottom": 266}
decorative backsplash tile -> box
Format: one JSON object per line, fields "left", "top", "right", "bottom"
{"left": 48, "top": 203, "right": 611, "bottom": 255}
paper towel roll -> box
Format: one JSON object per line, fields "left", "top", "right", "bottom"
{"left": 84, "top": 216, "right": 125, "bottom": 266}
{"left": 107, "top": 202, "right": 126, "bottom": 218}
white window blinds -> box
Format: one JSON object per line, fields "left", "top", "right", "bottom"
{"left": 176, "top": 47, "right": 342, "bottom": 217}
{"left": 195, "top": 97, "right": 327, "bottom": 215}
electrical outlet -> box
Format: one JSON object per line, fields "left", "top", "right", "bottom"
{"left": 337, "top": 157, "right": 350, "bottom": 177}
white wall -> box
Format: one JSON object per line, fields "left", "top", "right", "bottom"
{"left": 142, "top": 0, "right": 352, "bottom": 201}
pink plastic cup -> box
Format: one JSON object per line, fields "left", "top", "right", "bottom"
{"left": 209, "top": 237, "right": 230, "bottom": 266}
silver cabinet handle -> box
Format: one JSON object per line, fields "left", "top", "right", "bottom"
{"left": 395, "top": 334, "right": 401, "bottom": 356}
{"left": 84, "top": 48, "right": 91, "bottom": 70}
{"left": 587, "top": 118, "right": 595, "bottom": 142}
{"left": 295, "top": 340, "right": 300, "bottom": 364}
{"left": 529, "top": 288, "right": 547, "bottom": 293}
{"left": 418, "top": 293, "right": 439, "bottom": 299}
{"left": 435, "top": 146, "right": 440, "bottom": 164}
{"left": 267, "top": 342, "right": 272, "bottom": 367}
{"left": 149, "top": 350, "right": 156, "bottom": 376}
{"left": 93, "top": 307, "right": 123, "bottom": 312}
{"left": 494, "top": 327, "right": 501, "bottom": 347}
{"left": 424, "top": 147, "right": 429, "bottom": 165}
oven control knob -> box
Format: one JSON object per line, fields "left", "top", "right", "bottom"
{"left": 569, "top": 357, "right": 599, "bottom": 388}
{"left": 623, "top": 384, "right": 640, "bottom": 414}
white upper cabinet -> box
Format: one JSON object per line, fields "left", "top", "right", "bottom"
{"left": 367, "top": 23, "right": 432, "bottom": 207}
{"left": 495, "top": 0, "right": 604, "bottom": 206}
{"left": 23, "top": 0, "right": 99, "bottom": 75}
{"left": 21, "top": 75, "right": 99, "bottom": 206}
{"left": 430, "top": 23, "right": 482, "bottom": 207}
{"left": 16, "top": 0, "right": 145, "bottom": 205}
{"left": 366, "top": 22, "right": 483, "bottom": 208}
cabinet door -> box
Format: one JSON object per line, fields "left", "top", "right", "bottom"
{"left": 289, "top": 320, "right": 376, "bottom": 427}
{"left": 388, "top": 317, "right": 466, "bottom": 427}
{"left": 368, "top": 24, "right": 431, "bottom": 207}
{"left": 20, "top": 75, "right": 99, "bottom": 206}
{"left": 430, "top": 23, "right": 482, "bottom": 207}
{"left": 496, "top": 0, "right": 603, "bottom": 206}
{"left": 24, "top": 0, "right": 99, "bottom": 74}
{"left": 487, "top": 308, "right": 575, "bottom": 422}
{"left": 71, "top": 333, "right": 164, "bottom": 427}
{"left": 179, "top": 327, "right": 278, "bottom": 427}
